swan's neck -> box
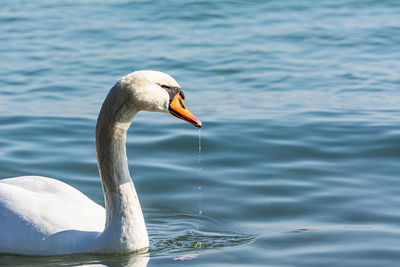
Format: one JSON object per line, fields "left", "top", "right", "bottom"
{"left": 95, "top": 86, "right": 149, "bottom": 252}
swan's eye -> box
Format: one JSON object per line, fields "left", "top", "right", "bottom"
{"left": 161, "top": 85, "right": 185, "bottom": 102}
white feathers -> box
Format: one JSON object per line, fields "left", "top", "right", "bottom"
{"left": 0, "top": 176, "right": 105, "bottom": 255}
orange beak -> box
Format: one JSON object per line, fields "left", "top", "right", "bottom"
{"left": 169, "top": 93, "right": 202, "bottom": 128}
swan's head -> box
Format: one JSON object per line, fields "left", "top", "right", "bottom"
{"left": 119, "top": 70, "right": 202, "bottom": 128}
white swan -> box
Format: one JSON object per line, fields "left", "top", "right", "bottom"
{"left": 0, "top": 70, "right": 202, "bottom": 255}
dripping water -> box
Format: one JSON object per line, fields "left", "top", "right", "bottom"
{"left": 197, "top": 128, "right": 203, "bottom": 215}
{"left": 198, "top": 128, "right": 202, "bottom": 169}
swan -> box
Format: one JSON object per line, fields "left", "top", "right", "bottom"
{"left": 0, "top": 70, "right": 202, "bottom": 256}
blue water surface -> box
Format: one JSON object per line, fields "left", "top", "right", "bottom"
{"left": 1, "top": 0, "right": 400, "bottom": 266}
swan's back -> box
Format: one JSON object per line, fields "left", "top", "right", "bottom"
{"left": 0, "top": 176, "right": 105, "bottom": 255}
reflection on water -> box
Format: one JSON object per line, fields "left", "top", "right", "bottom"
{"left": 0, "top": 253, "right": 149, "bottom": 267}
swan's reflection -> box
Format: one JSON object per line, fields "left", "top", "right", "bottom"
{"left": 90, "top": 253, "right": 150, "bottom": 267}
{"left": 0, "top": 252, "right": 150, "bottom": 267}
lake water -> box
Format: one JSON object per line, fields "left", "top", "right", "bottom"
{"left": 1, "top": 0, "right": 400, "bottom": 266}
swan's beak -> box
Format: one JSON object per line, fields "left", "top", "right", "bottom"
{"left": 169, "top": 93, "right": 202, "bottom": 128}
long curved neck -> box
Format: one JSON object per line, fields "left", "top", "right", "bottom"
{"left": 94, "top": 85, "right": 149, "bottom": 253}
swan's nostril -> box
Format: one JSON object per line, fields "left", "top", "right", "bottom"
{"left": 179, "top": 99, "right": 186, "bottom": 110}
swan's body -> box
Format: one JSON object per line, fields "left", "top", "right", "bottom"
{"left": 0, "top": 70, "right": 201, "bottom": 255}
{"left": 0, "top": 176, "right": 105, "bottom": 255}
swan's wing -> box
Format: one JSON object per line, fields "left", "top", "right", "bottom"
{"left": 0, "top": 176, "right": 105, "bottom": 252}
